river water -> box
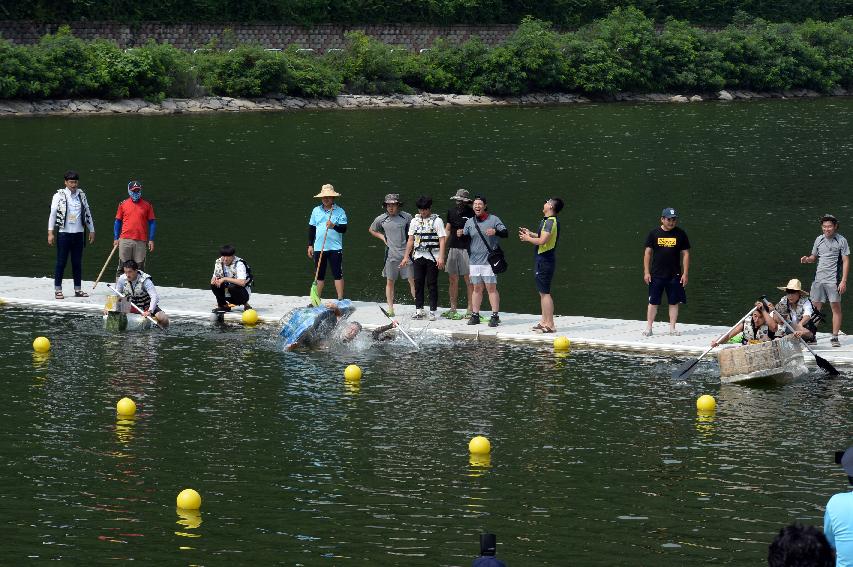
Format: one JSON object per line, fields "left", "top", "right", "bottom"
{"left": 2, "top": 99, "right": 853, "bottom": 564}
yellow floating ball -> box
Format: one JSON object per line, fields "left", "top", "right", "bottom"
{"left": 241, "top": 309, "right": 259, "bottom": 325}
{"left": 553, "top": 336, "right": 571, "bottom": 352}
{"left": 33, "top": 336, "right": 51, "bottom": 353}
{"left": 116, "top": 397, "right": 137, "bottom": 416}
{"left": 344, "top": 364, "right": 362, "bottom": 381}
{"left": 469, "top": 435, "right": 491, "bottom": 455}
{"left": 176, "top": 488, "right": 202, "bottom": 510}
{"left": 696, "top": 394, "right": 716, "bottom": 412}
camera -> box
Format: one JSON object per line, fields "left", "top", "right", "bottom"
{"left": 480, "top": 533, "right": 497, "bottom": 556}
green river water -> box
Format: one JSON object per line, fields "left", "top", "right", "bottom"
{"left": 1, "top": 99, "right": 853, "bottom": 564}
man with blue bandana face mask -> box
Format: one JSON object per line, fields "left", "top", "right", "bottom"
{"left": 113, "top": 180, "right": 157, "bottom": 278}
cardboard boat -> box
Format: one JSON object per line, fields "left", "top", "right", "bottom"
{"left": 718, "top": 334, "right": 808, "bottom": 384}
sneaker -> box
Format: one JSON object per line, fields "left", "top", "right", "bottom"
{"left": 488, "top": 314, "right": 501, "bottom": 327}
{"left": 243, "top": 303, "right": 252, "bottom": 311}
{"left": 468, "top": 313, "right": 481, "bottom": 325}
{"left": 429, "top": 311, "right": 437, "bottom": 321}
{"left": 641, "top": 328, "right": 653, "bottom": 337}
{"left": 831, "top": 336, "right": 841, "bottom": 347}
{"left": 213, "top": 305, "right": 231, "bottom": 313}
{"left": 412, "top": 310, "right": 425, "bottom": 320}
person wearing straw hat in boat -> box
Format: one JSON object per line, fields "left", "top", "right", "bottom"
{"left": 368, "top": 193, "right": 415, "bottom": 317}
{"left": 767, "top": 278, "right": 816, "bottom": 342}
{"left": 307, "top": 184, "right": 348, "bottom": 301}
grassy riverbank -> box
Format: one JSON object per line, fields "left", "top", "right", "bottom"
{"left": 2, "top": 9, "right": 851, "bottom": 101}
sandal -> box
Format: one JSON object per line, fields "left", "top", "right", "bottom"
{"left": 55, "top": 290, "right": 64, "bottom": 300}
{"left": 532, "top": 323, "right": 546, "bottom": 331}
{"left": 74, "top": 290, "right": 89, "bottom": 297}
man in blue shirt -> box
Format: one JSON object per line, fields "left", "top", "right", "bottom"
{"left": 824, "top": 446, "right": 853, "bottom": 565}
{"left": 307, "top": 184, "right": 348, "bottom": 300}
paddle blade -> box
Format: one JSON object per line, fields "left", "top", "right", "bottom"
{"left": 309, "top": 281, "right": 321, "bottom": 307}
{"left": 672, "top": 357, "right": 701, "bottom": 380}
{"left": 814, "top": 353, "right": 840, "bottom": 376}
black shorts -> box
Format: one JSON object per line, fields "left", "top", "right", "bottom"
{"left": 648, "top": 275, "right": 687, "bottom": 306}
{"left": 314, "top": 250, "right": 344, "bottom": 280}
{"left": 535, "top": 254, "right": 556, "bottom": 294}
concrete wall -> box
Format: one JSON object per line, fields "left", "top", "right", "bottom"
{"left": 0, "top": 21, "right": 518, "bottom": 51}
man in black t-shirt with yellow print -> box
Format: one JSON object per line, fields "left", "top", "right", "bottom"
{"left": 642, "top": 207, "right": 691, "bottom": 337}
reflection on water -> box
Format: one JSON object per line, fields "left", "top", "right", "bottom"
{"left": 1, "top": 303, "right": 853, "bottom": 564}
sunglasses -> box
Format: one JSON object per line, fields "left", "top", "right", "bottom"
{"left": 785, "top": 289, "right": 800, "bottom": 294}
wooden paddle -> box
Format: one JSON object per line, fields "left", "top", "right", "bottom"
{"left": 671, "top": 306, "right": 759, "bottom": 380}
{"left": 92, "top": 244, "right": 118, "bottom": 289}
{"left": 762, "top": 298, "right": 839, "bottom": 376}
{"left": 310, "top": 208, "right": 334, "bottom": 306}
{"left": 105, "top": 284, "right": 167, "bottom": 332}
{"left": 377, "top": 304, "right": 419, "bottom": 349}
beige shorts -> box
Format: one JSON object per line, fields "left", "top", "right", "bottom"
{"left": 117, "top": 239, "right": 147, "bottom": 271}
{"left": 445, "top": 248, "right": 470, "bottom": 276}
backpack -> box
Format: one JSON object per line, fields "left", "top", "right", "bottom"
{"left": 240, "top": 258, "right": 255, "bottom": 288}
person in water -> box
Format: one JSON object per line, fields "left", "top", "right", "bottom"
{"left": 279, "top": 300, "right": 397, "bottom": 350}
{"left": 710, "top": 302, "right": 778, "bottom": 347}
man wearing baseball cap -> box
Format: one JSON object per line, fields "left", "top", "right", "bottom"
{"left": 824, "top": 446, "right": 853, "bottom": 564}
{"left": 113, "top": 180, "right": 156, "bottom": 277}
{"left": 368, "top": 193, "right": 415, "bottom": 316}
{"left": 642, "top": 207, "right": 691, "bottom": 336}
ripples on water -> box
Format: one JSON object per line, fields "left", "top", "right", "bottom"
{"left": 2, "top": 306, "right": 852, "bottom": 564}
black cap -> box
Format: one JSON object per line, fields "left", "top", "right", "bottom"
{"left": 479, "top": 533, "right": 496, "bottom": 556}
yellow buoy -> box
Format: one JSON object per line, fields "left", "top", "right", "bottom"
{"left": 116, "top": 397, "right": 137, "bottom": 416}
{"left": 241, "top": 309, "right": 259, "bottom": 325}
{"left": 33, "top": 336, "right": 51, "bottom": 353}
{"left": 696, "top": 394, "right": 716, "bottom": 412}
{"left": 469, "top": 435, "right": 491, "bottom": 455}
{"left": 553, "top": 336, "right": 570, "bottom": 352}
{"left": 344, "top": 364, "right": 362, "bottom": 381}
{"left": 176, "top": 488, "right": 202, "bottom": 510}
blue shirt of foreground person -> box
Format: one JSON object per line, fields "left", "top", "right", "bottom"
{"left": 825, "top": 446, "right": 853, "bottom": 566}
{"left": 473, "top": 534, "right": 506, "bottom": 567}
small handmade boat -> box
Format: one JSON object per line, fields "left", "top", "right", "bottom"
{"left": 717, "top": 335, "right": 808, "bottom": 384}
{"left": 103, "top": 295, "right": 152, "bottom": 332}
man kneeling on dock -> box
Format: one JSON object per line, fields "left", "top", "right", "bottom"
{"left": 116, "top": 260, "right": 169, "bottom": 328}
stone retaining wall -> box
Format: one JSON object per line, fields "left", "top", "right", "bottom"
{"left": 0, "top": 21, "right": 518, "bottom": 51}
{"left": 0, "top": 90, "right": 848, "bottom": 118}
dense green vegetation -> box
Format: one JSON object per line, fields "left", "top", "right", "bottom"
{"left": 4, "top": 0, "right": 853, "bottom": 27}
{"left": 1, "top": 10, "right": 851, "bottom": 101}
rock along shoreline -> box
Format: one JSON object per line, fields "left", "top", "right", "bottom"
{"left": 0, "top": 88, "right": 850, "bottom": 117}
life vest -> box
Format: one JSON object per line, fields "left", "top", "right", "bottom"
{"left": 742, "top": 317, "right": 773, "bottom": 344}
{"left": 214, "top": 256, "right": 253, "bottom": 288}
{"left": 776, "top": 296, "right": 811, "bottom": 330}
{"left": 412, "top": 214, "right": 440, "bottom": 254}
{"left": 537, "top": 216, "right": 560, "bottom": 254}
{"left": 123, "top": 271, "right": 153, "bottom": 310}
{"left": 54, "top": 188, "right": 93, "bottom": 230}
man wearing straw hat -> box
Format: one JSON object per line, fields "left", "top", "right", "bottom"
{"left": 369, "top": 193, "right": 415, "bottom": 316}
{"left": 767, "top": 278, "right": 816, "bottom": 342}
{"left": 307, "top": 184, "right": 348, "bottom": 301}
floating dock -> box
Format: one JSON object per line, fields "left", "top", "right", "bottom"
{"left": 2, "top": 275, "right": 851, "bottom": 366}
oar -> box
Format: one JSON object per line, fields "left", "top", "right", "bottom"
{"left": 762, "top": 298, "right": 839, "bottom": 376}
{"left": 92, "top": 244, "right": 119, "bottom": 289}
{"left": 377, "top": 304, "right": 419, "bottom": 349}
{"left": 310, "top": 208, "right": 334, "bottom": 306}
{"left": 105, "top": 284, "right": 167, "bottom": 332}
{"left": 671, "top": 306, "right": 759, "bottom": 380}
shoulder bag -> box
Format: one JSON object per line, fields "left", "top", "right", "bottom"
{"left": 472, "top": 219, "right": 508, "bottom": 274}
